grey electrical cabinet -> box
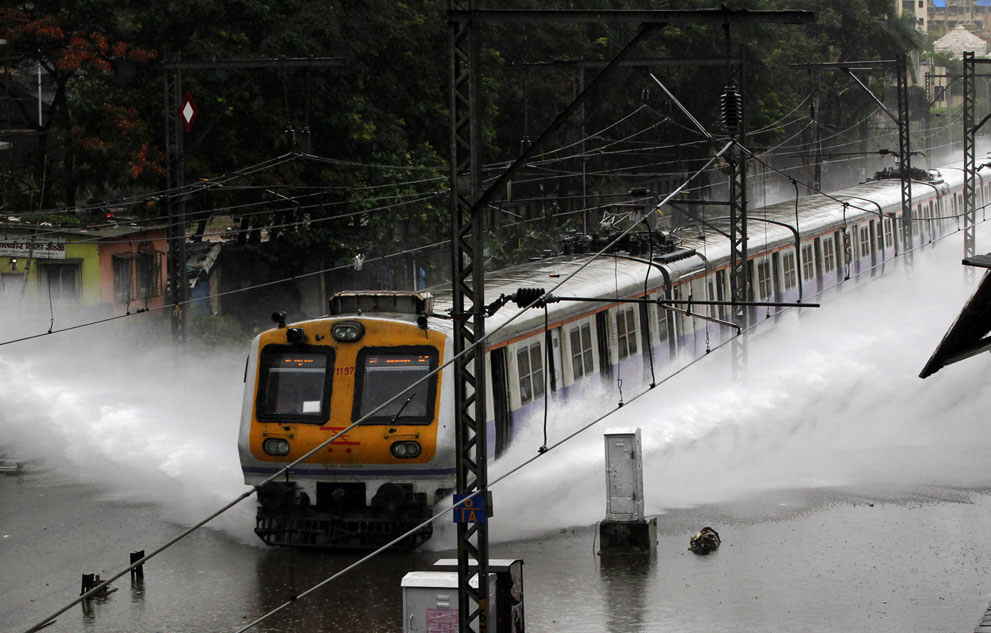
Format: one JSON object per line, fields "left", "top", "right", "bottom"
{"left": 401, "top": 571, "right": 496, "bottom": 633}
{"left": 433, "top": 559, "right": 525, "bottom": 633}
{"left": 604, "top": 427, "right": 644, "bottom": 521}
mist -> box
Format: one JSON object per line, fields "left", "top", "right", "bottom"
{"left": 0, "top": 314, "right": 256, "bottom": 542}
{"left": 480, "top": 222, "right": 991, "bottom": 543}
{"left": 3, "top": 220, "right": 991, "bottom": 551}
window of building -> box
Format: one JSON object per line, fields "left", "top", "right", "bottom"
{"left": 801, "top": 244, "right": 815, "bottom": 281}
{"left": 137, "top": 250, "right": 163, "bottom": 299}
{"left": 41, "top": 263, "right": 80, "bottom": 301}
{"left": 516, "top": 341, "right": 544, "bottom": 405}
{"left": 113, "top": 250, "right": 164, "bottom": 303}
{"left": 570, "top": 322, "right": 594, "bottom": 381}
{"left": 113, "top": 255, "right": 133, "bottom": 303}
{"left": 615, "top": 307, "right": 638, "bottom": 360}
{"left": 782, "top": 251, "right": 797, "bottom": 289}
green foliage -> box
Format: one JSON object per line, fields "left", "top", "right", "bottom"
{"left": 0, "top": 0, "right": 928, "bottom": 280}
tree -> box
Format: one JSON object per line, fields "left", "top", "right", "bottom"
{"left": 1, "top": 2, "right": 160, "bottom": 209}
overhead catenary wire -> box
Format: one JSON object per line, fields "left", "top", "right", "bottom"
{"left": 22, "top": 142, "right": 733, "bottom": 633}
{"left": 236, "top": 199, "right": 991, "bottom": 633}
{"left": 25, "top": 128, "right": 986, "bottom": 631}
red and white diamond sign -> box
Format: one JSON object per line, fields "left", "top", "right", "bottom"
{"left": 180, "top": 91, "right": 198, "bottom": 132}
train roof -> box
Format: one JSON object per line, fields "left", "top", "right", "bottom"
{"left": 429, "top": 253, "right": 671, "bottom": 344}
{"left": 322, "top": 159, "right": 971, "bottom": 347}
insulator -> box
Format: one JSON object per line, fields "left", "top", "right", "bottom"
{"left": 720, "top": 83, "right": 743, "bottom": 133}
{"left": 513, "top": 287, "right": 546, "bottom": 308}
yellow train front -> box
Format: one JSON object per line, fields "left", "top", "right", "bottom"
{"left": 237, "top": 291, "right": 454, "bottom": 548}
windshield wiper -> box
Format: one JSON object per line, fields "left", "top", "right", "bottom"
{"left": 390, "top": 392, "right": 416, "bottom": 424}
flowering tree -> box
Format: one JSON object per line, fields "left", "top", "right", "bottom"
{"left": 1, "top": 5, "right": 160, "bottom": 209}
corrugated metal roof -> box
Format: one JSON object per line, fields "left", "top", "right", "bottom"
{"left": 920, "top": 268, "right": 991, "bottom": 378}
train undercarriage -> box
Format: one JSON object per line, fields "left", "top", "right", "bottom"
{"left": 254, "top": 480, "right": 435, "bottom": 549}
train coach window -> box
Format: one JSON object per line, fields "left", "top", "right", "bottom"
{"left": 517, "top": 341, "right": 544, "bottom": 405}
{"left": 655, "top": 303, "right": 669, "bottom": 345}
{"left": 257, "top": 346, "right": 334, "bottom": 423}
{"left": 352, "top": 346, "right": 438, "bottom": 424}
{"left": 782, "top": 251, "right": 797, "bottom": 289}
{"left": 801, "top": 244, "right": 815, "bottom": 281}
{"left": 756, "top": 260, "right": 773, "bottom": 300}
{"left": 822, "top": 237, "right": 836, "bottom": 273}
{"left": 616, "top": 307, "right": 637, "bottom": 360}
{"left": 859, "top": 226, "right": 871, "bottom": 258}
{"left": 570, "top": 323, "right": 594, "bottom": 381}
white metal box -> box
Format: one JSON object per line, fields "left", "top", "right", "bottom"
{"left": 603, "top": 427, "right": 644, "bottom": 521}
{"left": 401, "top": 571, "right": 496, "bottom": 633}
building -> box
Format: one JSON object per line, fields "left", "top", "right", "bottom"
{"left": 933, "top": 23, "right": 990, "bottom": 57}
{"left": 900, "top": 0, "right": 930, "bottom": 33}
{"left": 0, "top": 221, "right": 168, "bottom": 315}
{"left": 930, "top": 0, "right": 991, "bottom": 37}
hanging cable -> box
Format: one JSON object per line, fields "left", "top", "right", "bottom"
{"left": 701, "top": 203, "right": 711, "bottom": 353}
{"left": 26, "top": 141, "right": 966, "bottom": 633}
{"left": 640, "top": 216, "right": 657, "bottom": 387}
{"left": 792, "top": 177, "right": 802, "bottom": 301}
{"left": 539, "top": 302, "right": 549, "bottom": 454}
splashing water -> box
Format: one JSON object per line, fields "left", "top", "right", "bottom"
{"left": 4, "top": 224, "right": 991, "bottom": 551}
{"left": 0, "top": 319, "right": 255, "bottom": 542}
{"left": 480, "top": 225, "right": 991, "bottom": 543}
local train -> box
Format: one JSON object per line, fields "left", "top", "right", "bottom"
{"left": 238, "top": 160, "right": 982, "bottom": 548}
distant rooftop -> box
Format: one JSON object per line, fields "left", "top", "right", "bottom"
{"left": 932, "top": 0, "right": 991, "bottom": 7}
{"left": 934, "top": 24, "right": 989, "bottom": 59}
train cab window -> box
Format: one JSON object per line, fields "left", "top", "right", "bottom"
{"left": 616, "top": 307, "right": 638, "bottom": 360}
{"left": 517, "top": 341, "right": 544, "bottom": 405}
{"left": 352, "top": 347, "right": 438, "bottom": 424}
{"left": 570, "top": 323, "right": 594, "bottom": 381}
{"left": 256, "top": 347, "right": 334, "bottom": 423}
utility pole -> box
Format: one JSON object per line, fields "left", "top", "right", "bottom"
{"left": 895, "top": 54, "right": 913, "bottom": 251}
{"left": 796, "top": 59, "right": 915, "bottom": 253}
{"left": 446, "top": 8, "right": 812, "bottom": 632}
{"left": 164, "top": 54, "right": 187, "bottom": 345}
{"left": 961, "top": 51, "right": 991, "bottom": 272}
{"left": 163, "top": 56, "right": 343, "bottom": 345}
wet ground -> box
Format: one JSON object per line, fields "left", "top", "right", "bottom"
{"left": 4, "top": 468, "right": 991, "bottom": 633}
{"left": 6, "top": 190, "right": 991, "bottom": 632}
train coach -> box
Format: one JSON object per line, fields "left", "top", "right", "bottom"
{"left": 238, "top": 160, "right": 981, "bottom": 548}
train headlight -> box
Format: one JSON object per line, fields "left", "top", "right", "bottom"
{"left": 332, "top": 321, "right": 365, "bottom": 343}
{"left": 263, "top": 438, "right": 291, "bottom": 456}
{"left": 390, "top": 441, "right": 422, "bottom": 459}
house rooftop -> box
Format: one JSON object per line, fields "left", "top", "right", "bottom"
{"left": 934, "top": 25, "right": 989, "bottom": 59}
{"left": 0, "top": 219, "right": 165, "bottom": 239}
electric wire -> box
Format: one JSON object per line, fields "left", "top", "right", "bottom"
{"left": 225, "top": 145, "right": 734, "bottom": 633}
{"left": 22, "top": 142, "right": 732, "bottom": 633}
{"left": 24, "top": 140, "right": 985, "bottom": 631}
